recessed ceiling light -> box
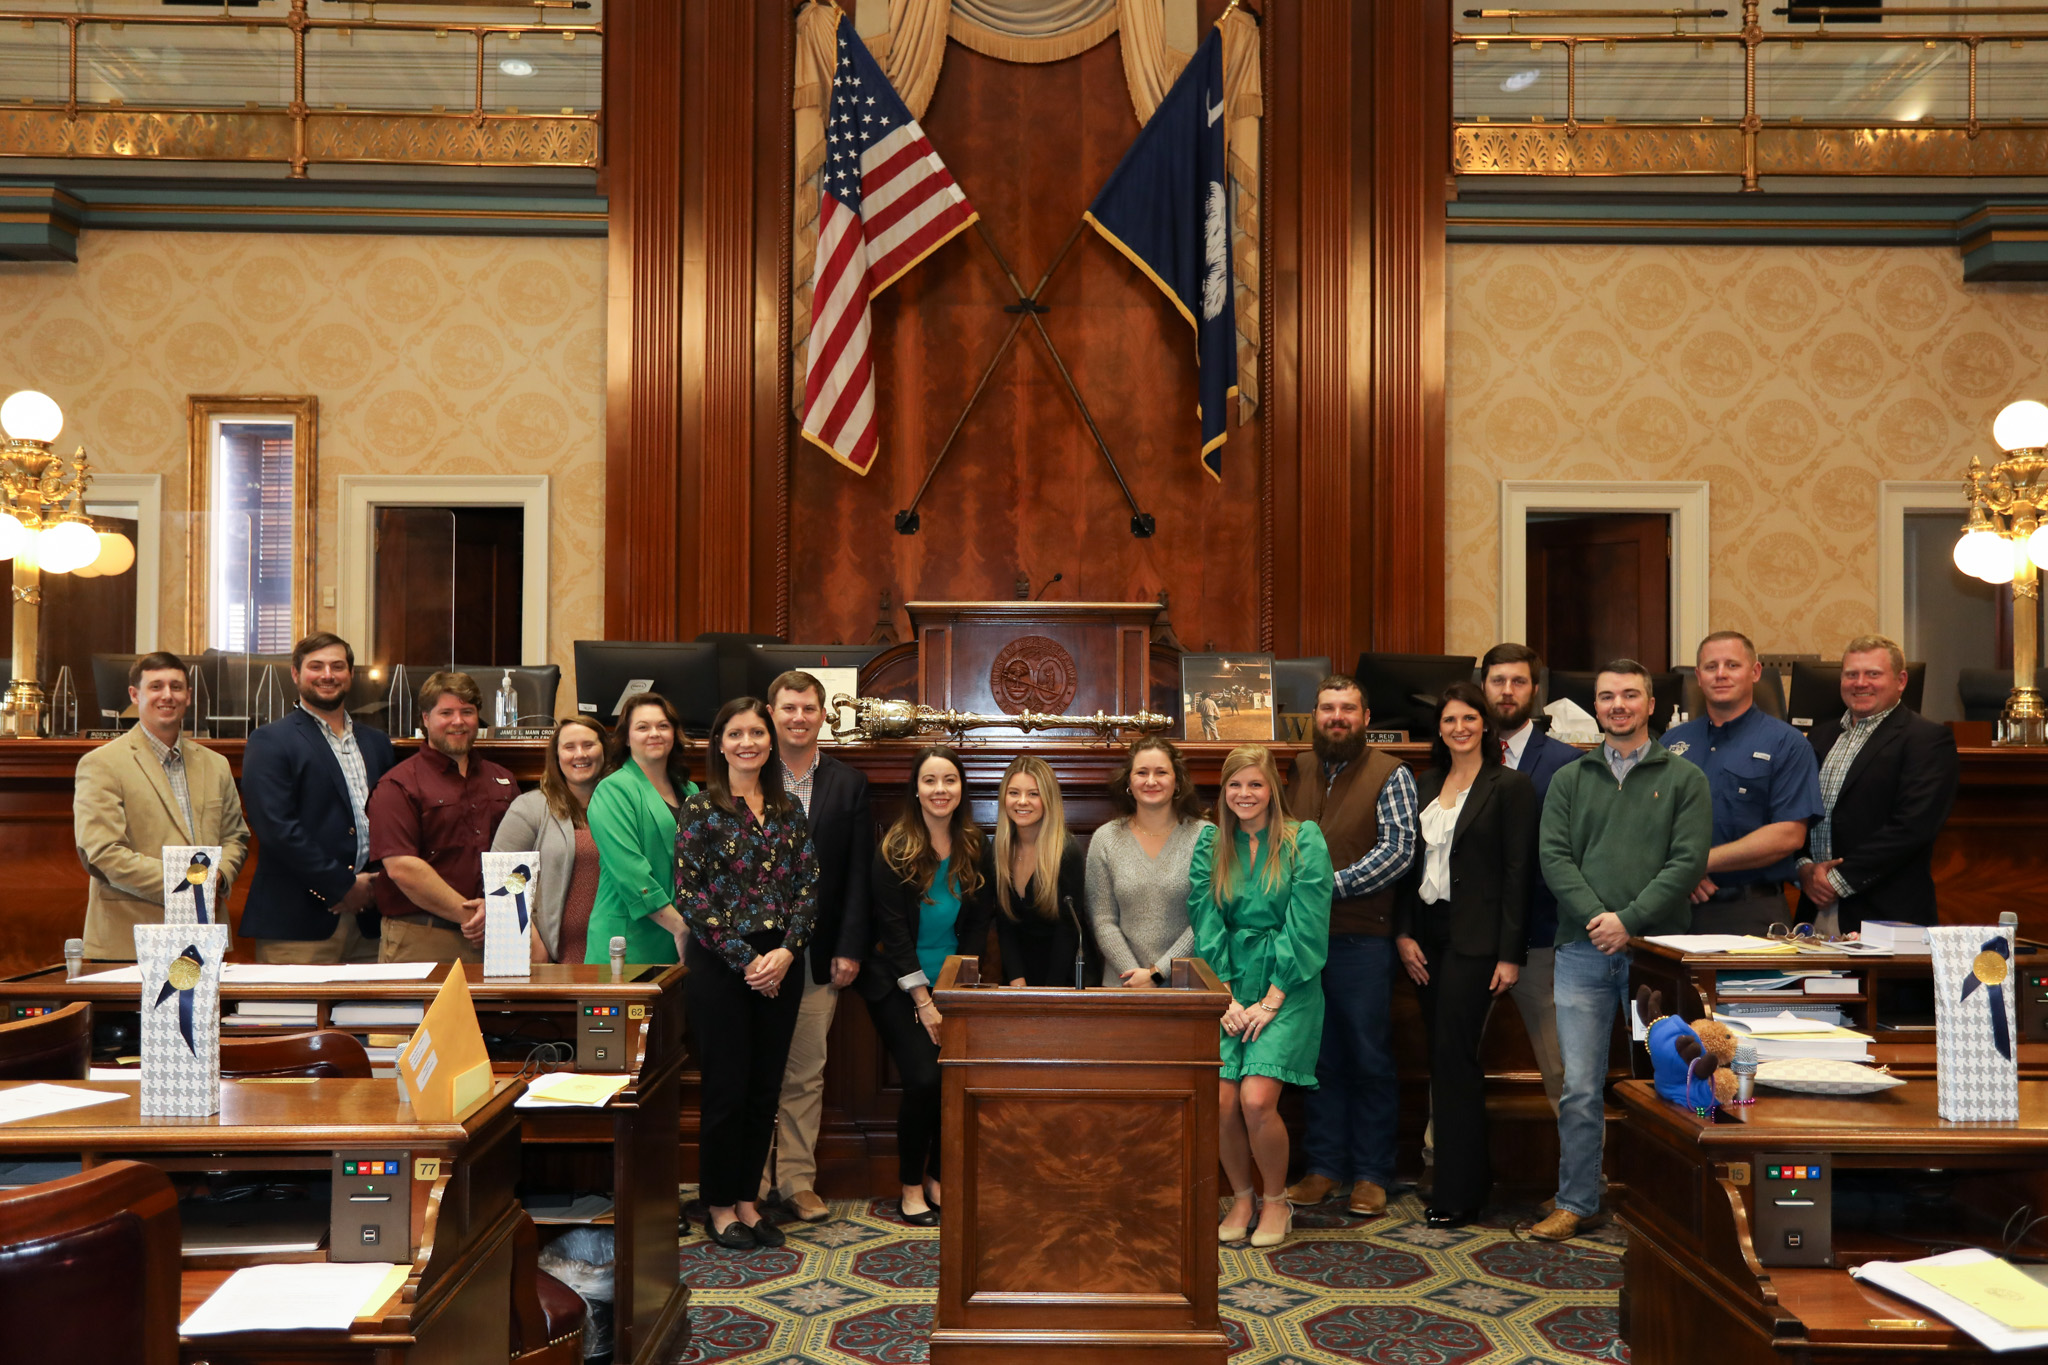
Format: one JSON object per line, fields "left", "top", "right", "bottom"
{"left": 1500, "top": 69, "right": 1541, "bottom": 92}
{"left": 498, "top": 57, "right": 535, "bottom": 78}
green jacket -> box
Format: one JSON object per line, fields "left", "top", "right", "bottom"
{"left": 584, "top": 761, "right": 700, "bottom": 965}
{"left": 1541, "top": 741, "right": 1711, "bottom": 947}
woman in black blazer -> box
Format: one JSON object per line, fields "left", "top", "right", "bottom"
{"left": 859, "top": 746, "right": 991, "bottom": 1226}
{"left": 1393, "top": 681, "right": 1536, "bottom": 1227}
{"left": 990, "top": 755, "right": 1096, "bottom": 987}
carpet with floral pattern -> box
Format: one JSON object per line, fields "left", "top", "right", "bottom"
{"left": 655, "top": 1189, "right": 1628, "bottom": 1364}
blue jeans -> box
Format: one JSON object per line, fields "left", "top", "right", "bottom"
{"left": 1553, "top": 939, "right": 1631, "bottom": 1218}
{"left": 1301, "top": 935, "right": 1398, "bottom": 1189}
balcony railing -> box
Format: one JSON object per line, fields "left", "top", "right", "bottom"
{"left": 1454, "top": 0, "right": 2048, "bottom": 184}
{"left": 0, "top": 0, "right": 601, "bottom": 176}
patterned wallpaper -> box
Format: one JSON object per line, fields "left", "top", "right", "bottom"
{"left": 0, "top": 230, "right": 606, "bottom": 713}
{"left": 1446, "top": 242, "right": 2048, "bottom": 659}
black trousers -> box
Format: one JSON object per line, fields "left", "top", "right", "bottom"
{"left": 1414, "top": 939, "right": 1499, "bottom": 1212}
{"left": 685, "top": 934, "right": 804, "bottom": 1209}
{"left": 864, "top": 987, "right": 942, "bottom": 1187}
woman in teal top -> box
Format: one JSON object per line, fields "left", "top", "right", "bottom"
{"left": 1190, "top": 745, "right": 1334, "bottom": 1251}
{"left": 914, "top": 860, "right": 962, "bottom": 984}
{"left": 584, "top": 693, "right": 700, "bottom": 964}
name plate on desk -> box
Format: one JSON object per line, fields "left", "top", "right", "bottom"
{"left": 136, "top": 921, "right": 227, "bottom": 1117}
{"left": 82, "top": 729, "right": 123, "bottom": 741}
{"left": 491, "top": 727, "right": 556, "bottom": 742}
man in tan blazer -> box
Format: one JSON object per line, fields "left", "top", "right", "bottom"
{"left": 74, "top": 651, "right": 250, "bottom": 960}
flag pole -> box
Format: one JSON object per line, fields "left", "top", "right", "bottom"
{"left": 975, "top": 220, "right": 1156, "bottom": 539}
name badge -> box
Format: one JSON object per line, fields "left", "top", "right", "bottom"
{"left": 496, "top": 777, "right": 512, "bottom": 784}
{"left": 1752, "top": 751, "right": 1771, "bottom": 760}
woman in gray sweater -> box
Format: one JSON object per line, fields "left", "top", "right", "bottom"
{"left": 1088, "top": 737, "right": 1213, "bottom": 987}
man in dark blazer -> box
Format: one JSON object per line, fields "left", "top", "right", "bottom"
{"left": 760, "top": 670, "right": 874, "bottom": 1222}
{"left": 1796, "top": 635, "right": 1959, "bottom": 934}
{"left": 1482, "top": 643, "right": 1582, "bottom": 1114}
{"left": 240, "top": 634, "right": 397, "bottom": 964}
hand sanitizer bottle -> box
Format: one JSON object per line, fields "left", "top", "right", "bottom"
{"left": 496, "top": 669, "right": 518, "bottom": 730}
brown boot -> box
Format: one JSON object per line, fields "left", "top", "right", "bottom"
{"left": 1283, "top": 1173, "right": 1341, "bottom": 1207}
{"left": 1348, "top": 1181, "right": 1387, "bottom": 1216}
{"left": 1529, "top": 1206, "right": 1600, "bottom": 1241}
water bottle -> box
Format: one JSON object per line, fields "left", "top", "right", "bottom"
{"left": 610, "top": 935, "right": 627, "bottom": 983}
{"left": 1733, "top": 1038, "right": 1757, "bottom": 1106}
{"left": 63, "top": 937, "right": 83, "bottom": 981}
{"left": 497, "top": 669, "right": 518, "bottom": 730}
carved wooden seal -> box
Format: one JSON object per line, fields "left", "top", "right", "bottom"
{"left": 989, "top": 636, "right": 1078, "bottom": 714}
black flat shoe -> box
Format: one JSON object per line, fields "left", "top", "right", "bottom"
{"left": 743, "top": 1216, "right": 785, "bottom": 1248}
{"left": 705, "top": 1216, "right": 757, "bottom": 1249}
{"left": 1424, "top": 1207, "right": 1478, "bottom": 1228}
{"left": 899, "top": 1201, "right": 940, "bottom": 1227}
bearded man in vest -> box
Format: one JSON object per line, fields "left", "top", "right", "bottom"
{"left": 1281, "top": 675, "right": 1419, "bottom": 1216}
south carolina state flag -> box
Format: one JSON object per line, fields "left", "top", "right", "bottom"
{"left": 1083, "top": 28, "right": 1236, "bottom": 482}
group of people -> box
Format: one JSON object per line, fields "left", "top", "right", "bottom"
{"left": 72, "top": 627, "right": 1958, "bottom": 1251}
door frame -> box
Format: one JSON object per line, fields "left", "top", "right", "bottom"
{"left": 336, "top": 476, "right": 551, "bottom": 667}
{"left": 1877, "top": 480, "right": 1967, "bottom": 645}
{"left": 83, "top": 472, "right": 162, "bottom": 653}
{"left": 1498, "top": 480, "right": 1709, "bottom": 664}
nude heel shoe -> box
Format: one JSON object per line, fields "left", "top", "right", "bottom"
{"left": 1218, "top": 1188, "right": 1256, "bottom": 1244}
{"left": 1250, "top": 1196, "right": 1293, "bottom": 1249}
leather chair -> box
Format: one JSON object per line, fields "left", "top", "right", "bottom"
{"left": 510, "top": 1212, "right": 589, "bottom": 1365}
{"left": 0, "top": 1160, "right": 181, "bottom": 1365}
{"left": 0, "top": 1000, "right": 92, "bottom": 1080}
{"left": 218, "top": 1028, "right": 373, "bottom": 1080}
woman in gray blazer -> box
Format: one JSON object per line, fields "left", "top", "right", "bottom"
{"left": 491, "top": 716, "right": 610, "bottom": 963}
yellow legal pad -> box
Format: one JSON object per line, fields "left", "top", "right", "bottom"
{"left": 1908, "top": 1258, "right": 2048, "bottom": 1331}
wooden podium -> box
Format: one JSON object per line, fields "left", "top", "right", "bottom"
{"left": 906, "top": 600, "right": 1161, "bottom": 733}
{"left": 930, "top": 956, "right": 1232, "bottom": 1365}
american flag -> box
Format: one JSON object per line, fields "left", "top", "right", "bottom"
{"left": 800, "top": 16, "right": 977, "bottom": 476}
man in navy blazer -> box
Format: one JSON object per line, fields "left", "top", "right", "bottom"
{"left": 1483, "top": 643, "right": 1582, "bottom": 1113}
{"left": 240, "top": 634, "right": 398, "bottom": 964}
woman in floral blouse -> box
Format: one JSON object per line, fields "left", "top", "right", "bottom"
{"left": 677, "top": 696, "right": 819, "bottom": 1251}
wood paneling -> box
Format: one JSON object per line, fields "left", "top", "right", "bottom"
{"left": 603, "top": 0, "right": 1449, "bottom": 659}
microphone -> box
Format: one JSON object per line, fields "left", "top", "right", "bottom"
{"left": 1732, "top": 1038, "right": 1757, "bottom": 1106}
{"left": 1034, "top": 572, "right": 1064, "bottom": 600}
{"left": 1063, "top": 895, "right": 1087, "bottom": 990}
{"left": 610, "top": 935, "right": 627, "bottom": 982}
{"left": 63, "top": 937, "right": 83, "bottom": 981}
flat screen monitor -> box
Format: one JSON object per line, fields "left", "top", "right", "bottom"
{"left": 1787, "top": 660, "right": 1926, "bottom": 732}
{"left": 1272, "top": 657, "right": 1334, "bottom": 717}
{"left": 90, "top": 653, "right": 141, "bottom": 725}
{"left": 745, "top": 643, "right": 888, "bottom": 701}
{"left": 1351, "top": 653, "right": 1478, "bottom": 739}
{"left": 572, "top": 641, "right": 722, "bottom": 735}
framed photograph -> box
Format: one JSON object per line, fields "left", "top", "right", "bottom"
{"left": 1181, "top": 653, "right": 1276, "bottom": 742}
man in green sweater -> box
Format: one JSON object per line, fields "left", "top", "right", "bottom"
{"left": 1529, "top": 658, "right": 1711, "bottom": 1242}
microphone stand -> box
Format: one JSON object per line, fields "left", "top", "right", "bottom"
{"left": 1064, "top": 895, "right": 1087, "bottom": 991}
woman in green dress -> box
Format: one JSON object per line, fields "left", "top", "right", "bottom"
{"left": 1190, "top": 744, "right": 1334, "bottom": 1249}
{"left": 584, "top": 692, "right": 700, "bottom": 964}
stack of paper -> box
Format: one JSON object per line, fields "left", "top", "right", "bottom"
{"left": 332, "top": 1003, "right": 426, "bottom": 1028}
{"left": 1717, "top": 999, "right": 1847, "bottom": 1027}
{"left": 180, "top": 1262, "right": 410, "bottom": 1335}
{"left": 514, "top": 1072, "right": 633, "bottom": 1109}
{"left": 78, "top": 962, "right": 439, "bottom": 986}
{"left": 0, "top": 1084, "right": 124, "bottom": 1125}
{"left": 1645, "top": 934, "right": 1794, "bottom": 955}
{"left": 1718, "top": 970, "right": 1826, "bottom": 996}
{"left": 1862, "top": 920, "right": 1933, "bottom": 954}
{"left": 1713, "top": 1011, "right": 1873, "bottom": 1061}
{"left": 1852, "top": 1249, "right": 2048, "bottom": 1351}
{"left": 229, "top": 1001, "right": 318, "bottom": 1026}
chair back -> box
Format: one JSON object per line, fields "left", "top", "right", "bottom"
{"left": 0, "top": 1001, "right": 92, "bottom": 1080}
{"left": 0, "top": 1160, "right": 180, "bottom": 1365}
{"left": 218, "top": 1028, "right": 373, "bottom": 1080}
{"left": 510, "top": 1211, "right": 588, "bottom": 1364}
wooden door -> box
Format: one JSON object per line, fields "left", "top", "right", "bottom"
{"left": 372, "top": 507, "right": 524, "bottom": 670}
{"left": 1526, "top": 514, "right": 1670, "bottom": 672}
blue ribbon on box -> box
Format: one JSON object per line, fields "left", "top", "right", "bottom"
{"left": 1959, "top": 934, "right": 2014, "bottom": 1062}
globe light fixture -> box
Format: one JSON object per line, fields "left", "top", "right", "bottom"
{"left": 1958, "top": 398, "right": 2048, "bottom": 744}
{"left": 0, "top": 390, "right": 138, "bottom": 736}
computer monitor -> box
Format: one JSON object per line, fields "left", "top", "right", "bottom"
{"left": 90, "top": 653, "right": 141, "bottom": 726}
{"left": 745, "top": 643, "right": 889, "bottom": 701}
{"left": 1272, "top": 657, "right": 1334, "bottom": 718}
{"left": 572, "top": 641, "right": 722, "bottom": 735}
{"left": 1787, "top": 660, "right": 1926, "bottom": 731}
{"left": 1352, "top": 653, "right": 1478, "bottom": 739}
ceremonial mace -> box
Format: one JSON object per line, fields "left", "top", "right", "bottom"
{"left": 830, "top": 695, "right": 1172, "bottom": 746}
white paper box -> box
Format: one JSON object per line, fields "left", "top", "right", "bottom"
{"left": 481, "top": 852, "right": 537, "bottom": 979}
{"left": 136, "top": 922, "right": 228, "bottom": 1117}
{"left": 161, "top": 845, "right": 225, "bottom": 927}
{"left": 1929, "top": 924, "right": 2019, "bottom": 1122}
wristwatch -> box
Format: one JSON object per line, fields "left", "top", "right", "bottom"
{"left": 1149, "top": 968, "right": 1166, "bottom": 986}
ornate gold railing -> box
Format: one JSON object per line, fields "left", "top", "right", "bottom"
{"left": 0, "top": 0, "right": 600, "bottom": 176}
{"left": 1454, "top": 0, "right": 2048, "bottom": 184}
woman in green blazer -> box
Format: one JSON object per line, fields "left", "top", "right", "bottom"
{"left": 585, "top": 693, "right": 699, "bottom": 964}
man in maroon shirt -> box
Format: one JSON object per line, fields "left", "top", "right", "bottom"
{"left": 367, "top": 671, "right": 518, "bottom": 963}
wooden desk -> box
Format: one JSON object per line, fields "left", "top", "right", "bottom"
{"left": 0, "top": 963, "right": 691, "bottom": 1365}
{"left": 1628, "top": 939, "right": 2048, "bottom": 1076}
{"left": 0, "top": 1076, "right": 522, "bottom": 1364}
{"left": 1612, "top": 1078, "right": 2048, "bottom": 1364}
{"left": 930, "top": 955, "right": 1232, "bottom": 1365}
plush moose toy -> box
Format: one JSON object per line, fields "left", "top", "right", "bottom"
{"left": 1635, "top": 986, "right": 1739, "bottom": 1112}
